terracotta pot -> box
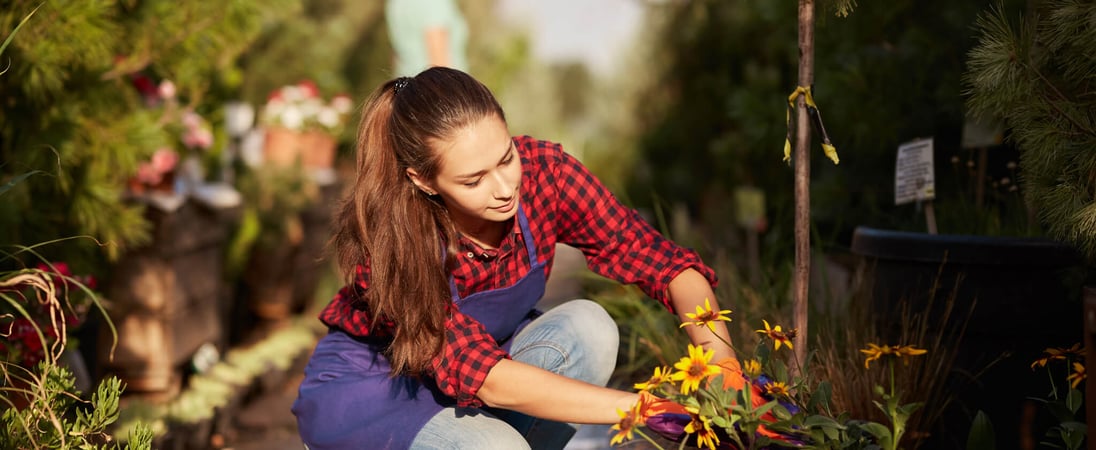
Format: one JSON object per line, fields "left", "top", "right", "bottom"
{"left": 262, "top": 127, "right": 337, "bottom": 169}
{"left": 301, "top": 131, "right": 337, "bottom": 169}
{"left": 262, "top": 127, "right": 303, "bottom": 167}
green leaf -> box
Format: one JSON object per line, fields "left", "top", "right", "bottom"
{"left": 966, "top": 410, "right": 996, "bottom": 450}
{"left": 0, "top": 3, "right": 43, "bottom": 65}
{"left": 1045, "top": 401, "right": 1077, "bottom": 422}
{"left": 804, "top": 414, "right": 840, "bottom": 428}
{"left": 809, "top": 381, "right": 833, "bottom": 412}
{"left": 1064, "top": 388, "right": 1082, "bottom": 414}
{"left": 897, "top": 401, "right": 923, "bottom": 416}
{"left": 859, "top": 421, "right": 893, "bottom": 448}
{"left": 0, "top": 171, "right": 43, "bottom": 197}
{"left": 1059, "top": 423, "right": 1085, "bottom": 450}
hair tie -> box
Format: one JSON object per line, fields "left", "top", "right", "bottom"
{"left": 393, "top": 77, "right": 410, "bottom": 94}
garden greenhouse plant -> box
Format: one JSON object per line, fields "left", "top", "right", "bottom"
{"left": 0, "top": 244, "right": 153, "bottom": 449}
{"left": 609, "top": 299, "right": 931, "bottom": 449}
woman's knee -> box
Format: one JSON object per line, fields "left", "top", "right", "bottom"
{"left": 511, "top": 299, "right": 618, "bottom": 385}
{"left": 412, "top": 409, "right": 531, "bottom": 450}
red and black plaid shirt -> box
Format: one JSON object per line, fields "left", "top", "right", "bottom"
{"left": 318, "top": 136, "right": 717, "bottom": 407}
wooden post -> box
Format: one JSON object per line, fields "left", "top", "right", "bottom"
{"left": 792, "top": 0, "right": 815, "bottom": 376}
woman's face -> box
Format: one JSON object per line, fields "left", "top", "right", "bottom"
{"left": 410, "top": 114, "right": 521, "bottom": 230}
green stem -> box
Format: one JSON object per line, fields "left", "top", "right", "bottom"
{"left": 889, "top": 360, "right": 895, "bottom": 397}
{"left": 634, "top": 429, "right": 666, "bottom": 450}
{"left": 709, "top": 331, "right": 741, "bottom": 357}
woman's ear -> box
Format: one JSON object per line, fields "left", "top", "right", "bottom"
{"left": 406, "top": 168, "right": 438, "bottom": 196}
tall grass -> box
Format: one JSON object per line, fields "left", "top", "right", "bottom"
{"left": 810, "top": 259, "right": 994, "bottom": 449}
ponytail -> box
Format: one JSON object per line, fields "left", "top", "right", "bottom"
{"left": 332, "top": 80, "right": 456, "bottom": 375}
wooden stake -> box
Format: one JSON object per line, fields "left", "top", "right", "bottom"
{"left": 792, "top": 0, "right": 815, "bottom": 377}
{"left": 924, "top": 200, "right": 938, "bottom": 235}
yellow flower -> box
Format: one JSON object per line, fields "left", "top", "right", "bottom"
{"left": 670, "top": 344, "right": 721, "bottom": 395}
{"left": 894, "top": 344, "right": 928, "bottom": 365}
{"left": 679, "top": 297, "right": 732, "bottom": 333}
{"left": 765, "top": 380, "right": 790, "bottom": 397}
{"left": 756, "top": 320, "right": 794, "bottom": 351}
{"left": 634, "top": 366, "right": 672, "bottom": 393}
{"left": 742, "top": 359, "right": 762, "bottom": 379}
{"left": 609, "top": 405, "right": 638, "bottom": 445}
{"left": 861, "top": 343, "right": 927, "bottom": 369}
{"left": 1031, "top": 343, "right": 1085, "bottom": 370}
{"left": 683, "top": 410, "right": 720, "bottom": 450}
{"left": 860, "top": 343, "right": 893, "bottom": 369}
{"left": 1068, "top": 362, "right": 1086, "bottom": 389}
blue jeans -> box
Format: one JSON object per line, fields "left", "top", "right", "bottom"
{"left": 410, "top": 300, "right": 619, "bottom": 450}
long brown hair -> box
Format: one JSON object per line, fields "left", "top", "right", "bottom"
{"left": 332, "top": 67, "right": 506, "bottom": 375}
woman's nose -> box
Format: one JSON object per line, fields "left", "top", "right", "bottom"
{"left": 492, "top": 172, "right": 514, "bottom": 199}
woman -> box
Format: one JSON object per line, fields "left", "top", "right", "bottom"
{"left": 292, "top": 67, "right": 736, "bottom": 449}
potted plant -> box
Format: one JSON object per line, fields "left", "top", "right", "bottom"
{"left": 258, "top": 80, "right": 353, "bottom": 172}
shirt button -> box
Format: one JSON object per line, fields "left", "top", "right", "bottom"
{"left": 466, "top": 252, "right": 475, "bottom": 259}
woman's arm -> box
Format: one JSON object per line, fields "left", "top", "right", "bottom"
{"left": 423, "top": 27, "right": 451, "bottom": 68}
{"left": 668, "top": 268, "right": 736, "bottom": 361}
{"left": 476, "top": 359, "right": 637, "bottom": 424}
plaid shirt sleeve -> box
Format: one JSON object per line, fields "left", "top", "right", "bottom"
{"left": 318, "top": 266, "right": 507, "bottom": 407}
{"left": 531, "top": 138, "right": 718, "bottom": 310}
{"left": 429, "top": 307, "right": 509, "bottom": 408}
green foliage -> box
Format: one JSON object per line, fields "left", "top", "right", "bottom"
{"left": 964, "top": 0, "right": 1096, "bottom": 263}
{"left": 0, "top": 0, "right": 300, "bottom": 269}
{"left": 0, "top": 253, "right": 151, "bottom": 449}
{"left": 1, "top": 362, "right": 152, "bottom": 450}
{"left": 236, "top": 0, "right": 386, "bottom": 109}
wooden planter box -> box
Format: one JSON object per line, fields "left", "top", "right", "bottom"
{"left": 98, "top": 201, "right": 235, "bottom": 397}
{"left": 236, "top": 182, "right": 339, "bottom": 341}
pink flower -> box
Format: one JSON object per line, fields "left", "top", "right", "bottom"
{"left": 35, "top": 261, "right": 72, "bottom": 278}
{"left": 331, "top": 94, "right": 353, "bottom": 114}
{"left": 150, "top": 148, "right": 179, "bottom": 172}
{"left": 158, "top": 80, "right": 177, "bottom": 100}
{"left": 298, "top": 80, "right": 320, "bottom": 98}
{"left": 135, "top": 162, "right": 162, "bottom": 185}
{"left": 183, "top": 127, "right": 214, "bottom": 149}
{"left": 182, "top": 111, "right": 203, "bottom": 130}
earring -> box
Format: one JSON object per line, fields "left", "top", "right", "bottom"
{"left": 422, "top": 188, "right": 437, "bottom": 196}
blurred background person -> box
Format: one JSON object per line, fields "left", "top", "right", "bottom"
{"left": 386, "top": 0, "right": 469, "bottom": 76}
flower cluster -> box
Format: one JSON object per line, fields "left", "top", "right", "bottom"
{"left": 0, "top": 262, "right": 94, "bottom": 369}
{"left": 612, "top": 298, "right": 929, "bottom": 450}
{"left": 260, "top": 80, "right": 353, "bottom": 136}
{"left": 126, "top": 75, "right": 216, "bottom": 194}
{"left": 1024, "top": 343, "right": 1087, "bottom": 449}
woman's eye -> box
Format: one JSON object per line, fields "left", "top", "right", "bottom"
{"left": 464, "top": 180, "right": 481, "bottom": 187}
{"left": 502, "top": 154, "right": 514, "bottom": 165}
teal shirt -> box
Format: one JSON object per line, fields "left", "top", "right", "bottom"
{"left": 385, "top": 0, "right": 469, "bottom": 77}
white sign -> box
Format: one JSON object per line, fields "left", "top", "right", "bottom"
{"left": 895, "top": 138, "right": 935, "bottom": 205}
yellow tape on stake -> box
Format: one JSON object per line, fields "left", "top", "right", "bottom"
{"left": 784, "top": 86, "right": 840, "bottom": 165}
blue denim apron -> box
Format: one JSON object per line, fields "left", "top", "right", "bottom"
{"left": 293, "top": 204, "right": 546, "bottom": 450}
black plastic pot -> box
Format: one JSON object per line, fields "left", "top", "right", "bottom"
{"left": 851, "top": 226, "right": 1084, "bottom": 449}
